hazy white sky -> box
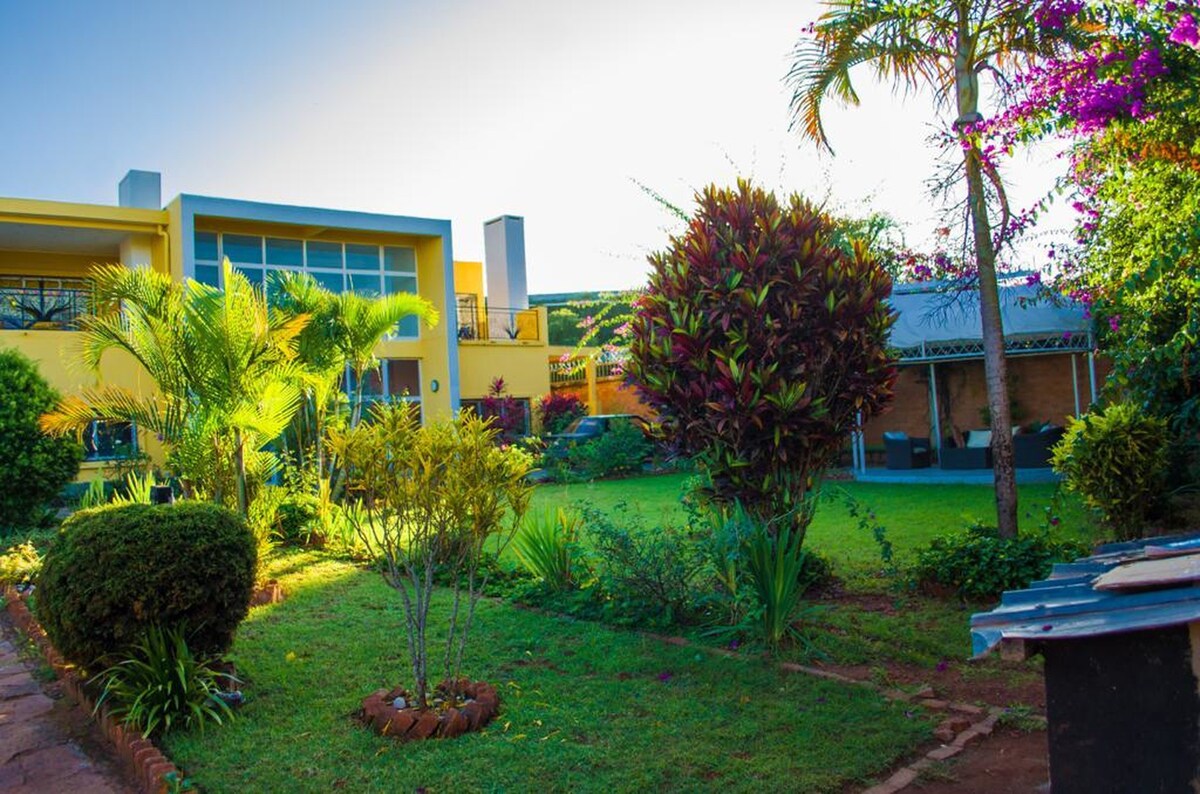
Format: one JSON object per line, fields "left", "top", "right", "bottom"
{"left": 0, "top": 0, "right": 1071, "bottom": 294}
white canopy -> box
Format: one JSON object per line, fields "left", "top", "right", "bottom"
{"left": 888, "top": 279, "right": 1092, "bottom": 362}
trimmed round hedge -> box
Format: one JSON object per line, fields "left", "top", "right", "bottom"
{"left": 36, "top": 501, "right": 256, "bottom": 668}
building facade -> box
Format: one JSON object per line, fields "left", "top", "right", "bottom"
{"left": 0, "top": 170, "right": 550, "bottom": 478}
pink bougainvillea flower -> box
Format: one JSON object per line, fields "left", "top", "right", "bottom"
{"left": 1170, "top": 13, "right": 1199, "bottom": 46}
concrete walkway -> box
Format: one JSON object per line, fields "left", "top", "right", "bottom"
{"left": 0, "top": 626, "right": 131, "bottom": 793}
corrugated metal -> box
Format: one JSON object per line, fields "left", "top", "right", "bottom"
{"left": 970, "top": 531, "right": 1200, "bottom": 658}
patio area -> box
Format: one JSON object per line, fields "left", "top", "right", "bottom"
{"left": 855, "top": 465, "right": 1060, "bottom": 485}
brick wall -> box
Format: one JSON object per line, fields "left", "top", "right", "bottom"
{"left": 551, "top": 377, "right": 656, "bottom": 419}
{"left": 864, "top": 352, "right": 1110, "bottom": 445}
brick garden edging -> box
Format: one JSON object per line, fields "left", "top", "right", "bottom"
{"left": 2, "top": 585, "right": 185, "bottom": 794}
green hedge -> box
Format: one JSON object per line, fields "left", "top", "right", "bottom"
{"left": 36, "top": 502, "right": 256, "bottom": 668}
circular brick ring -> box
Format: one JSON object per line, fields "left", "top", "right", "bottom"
{"left": 361, "top": 680, "right": 499, "bottom": 740}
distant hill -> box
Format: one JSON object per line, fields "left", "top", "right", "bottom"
{"left": 529, "top": 291, "right": 624, "bottom": 307}
{"left": 529, "top": 292, "right": 633, "bottom": 347}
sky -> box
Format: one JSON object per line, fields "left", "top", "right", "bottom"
{"left": 0, "top": 0, "right": 1073, "bottom": 294}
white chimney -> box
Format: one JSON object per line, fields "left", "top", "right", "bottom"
{"left": 118, "top": 170, "right": 161, "bottom": 209}
{"left": 483, "top": 215, "right": 528, "bottom": 310}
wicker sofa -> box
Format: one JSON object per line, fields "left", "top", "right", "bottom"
{"left": 940, "top": 429, "right": 994, "bottom": 470}
{"left": 1014, "top": 424, "right": 1065, "bottom": 468}
{"left": 882, "top": 432, "right": 931, "bottom": 469}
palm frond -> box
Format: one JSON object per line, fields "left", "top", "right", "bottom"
{"left": 787, "top": 0, "right": 949, "bottom": 150}
{"left": 41, "top": 388, "right": 169, "bottom": 438}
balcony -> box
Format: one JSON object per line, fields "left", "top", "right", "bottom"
{"left": 456, "top": 302, "right": 543, "bottom": 343}
{"left": 0, "top": 278, "right": 89, "bottom": 330}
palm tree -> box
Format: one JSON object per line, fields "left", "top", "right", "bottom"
{"left": 42, "top": 260, "right": 308, "bottom": 515}
{"left": 269, "top": 272, "right": 438, "bottom": 471}
{"left": 787, "top": 0, "right": 1085, "bottom": 537}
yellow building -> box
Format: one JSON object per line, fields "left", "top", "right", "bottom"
{"left": 0, "top": 170, "right": 550, "bottom": 478}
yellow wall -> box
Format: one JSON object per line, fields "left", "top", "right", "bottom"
{"left": 1, "top": 199, "right": 562, "bottom": 479}
{"left": 0, "top": 198, "right": 167, "bottom": 231}
{"left": 458, "top": 343, "right": 551, "bottom": 401}
{"left": 400, "top": 235, "right": 453, "bottom": 419}
{"left": 453, "top": 260, "right": 484, "bottom": 302}
{"left": 0, "top": 201, "right": 172, "bottom": 480}
{"left": 0, "top": 250, "right": 112, "bottom": 279}
{"left": 453, "top": 259, "right": 550, "bottom": 401}
{"left": 1, "top": 330, "right": 165, "bottom": 480}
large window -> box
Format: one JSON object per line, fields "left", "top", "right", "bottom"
{"left": 345, "top": 358, "right": 422, "bottom": 407}
{"left": 193, "top": 231, "right": 420, "bottom": 338}
{"left": 83, "top": 420, "right": 137, "bottom": 462}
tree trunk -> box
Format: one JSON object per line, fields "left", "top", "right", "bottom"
{"left": 963, "top": 146, "right": 1019, "bottom": 538}
{"left": 956, "top": 21, "right": 1019, "bottom": 539}
{"left": 234, "top": 428, "right": 249, "bottom": 517}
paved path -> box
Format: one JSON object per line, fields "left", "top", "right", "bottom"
{"left": 0, "top": 626, "right": 132, "bottom": 793}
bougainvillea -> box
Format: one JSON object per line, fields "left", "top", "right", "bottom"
{"left": 626, "top": 181, "right": 897, "bottom": 540}
{"left": 978, "top": 0, "right": 1200, "bottom": 484}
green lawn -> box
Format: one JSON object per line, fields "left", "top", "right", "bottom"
{"left": 166, "top": 553, "right": 932, "bottom": 793}
{"left": 533, "top": 473, "right": 1097, "bottom": 571}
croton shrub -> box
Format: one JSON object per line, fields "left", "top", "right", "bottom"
{"left": 626, "top": 180, "right": 897, "bottom": 539}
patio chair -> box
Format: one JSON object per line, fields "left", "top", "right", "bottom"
{"left": 1014, "top": 424, "right": 1065, "bottom": 468}
{"left": 882, "top": 432, "right": 931, "bottom": 470}
{"left": 940, "top": 429, "right": 994, "bottom": 470}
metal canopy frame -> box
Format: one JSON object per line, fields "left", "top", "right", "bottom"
{"left": 892, "top": 329, "right": 1094, "bottom": 364}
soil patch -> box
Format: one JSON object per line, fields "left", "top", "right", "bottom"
{"left": 815, "top": 660, "right": 1045, "bottom": 711}
{"left": 911, "top": 729, "right": 1049, "bottom": 793}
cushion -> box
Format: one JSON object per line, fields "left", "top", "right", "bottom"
{"left": 966, "top": 430, "right": 992, "bottom": 448}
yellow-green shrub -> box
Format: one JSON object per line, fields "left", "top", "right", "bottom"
{"left": 1051, "top": 401, "right": 1170, "bottom": 539}
{"left": 0, "top": 542, "right": 42, "bottom": 588}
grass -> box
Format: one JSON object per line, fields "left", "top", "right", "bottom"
{"left": 166, "top": 552, "right": 933, "bottom": 793}
{"left": 156, "top": 475, "right": 1090, "bottom": 786}
{"left": 533, "top": 473, "right": 1097, "bottom": 571}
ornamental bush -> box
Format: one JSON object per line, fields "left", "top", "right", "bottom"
{"left": 626, "top": 181, "right": 897, "bottom": 539}
{"left": 563, "top": 418, "right": 652, "bottom": 480}
{"left": 1051, "top": 400, "right": 1171, "bottom": 539}
{"left": 0, "top": 347, "right": 81, "bottom": 530}
{"left": 36, "top": 502, "right": 256, "bottom": 669}
{"left": 536, "top": 392, "right": 587, "bottom": 435}
{"left": 914, "top": 522, "right": 1088, "bottom": 601}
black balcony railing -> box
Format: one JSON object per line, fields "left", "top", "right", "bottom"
{"left": 456, "top": 303, "right": 541, "bottom": 342}
{"left": 1, "top": 280, "right": 89, "bottom": 330}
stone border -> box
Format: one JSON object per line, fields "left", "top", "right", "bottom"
{"left": 2, "top": 585, "right": 184, "bottom": 794}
